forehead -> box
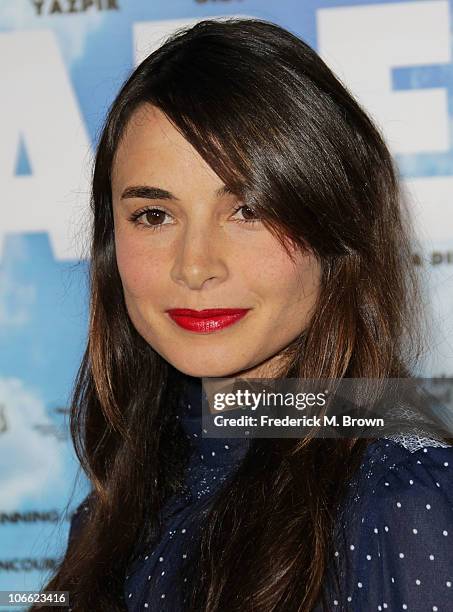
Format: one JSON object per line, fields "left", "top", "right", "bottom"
{"left": 111, "top": 103, "right": 220, "bottom": 191}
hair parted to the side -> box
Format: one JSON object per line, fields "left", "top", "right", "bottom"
{"left": 33, "top": 17, "right": 447, "bottom": 612}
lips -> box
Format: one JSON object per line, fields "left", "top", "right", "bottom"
{"left": 166, "top": 308, "right": 250, "bottom": 333}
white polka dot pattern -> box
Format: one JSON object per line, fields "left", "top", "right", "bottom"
{"left": 66, "top": 378, "right": 453, "bottom": 611}
{"left": 318, "top": 436, "right": 453, "bottom": 611}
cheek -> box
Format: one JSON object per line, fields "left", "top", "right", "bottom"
{"left": 115, "top": 231, "right": 165, "bottom": 299}
{"left": 248, "top": 242, "right": 319, "bottom": 304}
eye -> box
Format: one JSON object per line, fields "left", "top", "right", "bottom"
{"left": 231, "top": 204, "right": 261, "bottom": 225}
{"left": 128, "top": 206, "right": 173, "bottom": 231}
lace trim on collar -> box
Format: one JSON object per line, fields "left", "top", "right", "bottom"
{"left": 383, "top": 431, "right": 451, "bottom": 453}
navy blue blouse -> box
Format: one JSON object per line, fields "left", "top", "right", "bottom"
{"left": 68, "top": 378, "right": 453, "bottom": 611}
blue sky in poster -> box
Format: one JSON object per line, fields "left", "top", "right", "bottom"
{"left": 53, "top": 0, "right": 453, "bottom": 177}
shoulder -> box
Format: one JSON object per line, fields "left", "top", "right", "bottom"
{"left": 330, "top": 435, "right": 453, "bottom": 610}
{"left": 341, "top": 433, "right": 453, "bottom": 530}
{"left": 343, "top": 431, "right": 452, "bottom": 502}
{"left": 355, "top": 434, "right": 453, "bottom": 538}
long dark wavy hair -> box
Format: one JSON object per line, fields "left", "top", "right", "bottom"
{"left": 33, "top": 17, "right": 450, "bottom": 612}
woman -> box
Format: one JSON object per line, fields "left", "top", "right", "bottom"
{"left": 34, "top": 17, "right": 453, "bottom": 612}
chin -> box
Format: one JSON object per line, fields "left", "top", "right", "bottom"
{"left": 169, "top": 358, "right": 245, "bottom": 380}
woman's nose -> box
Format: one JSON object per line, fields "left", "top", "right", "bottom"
{"left": 170, "top": 224, "right": 229, "bottom": 291}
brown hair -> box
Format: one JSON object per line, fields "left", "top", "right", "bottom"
{"left": 34, "top": 17, "right": 446, "bottom": 611}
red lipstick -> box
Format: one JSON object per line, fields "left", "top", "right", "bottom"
{"left": 166, "top": 308, "right": 250, "bottom": 333}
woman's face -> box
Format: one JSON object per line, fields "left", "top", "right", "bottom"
{"left": 112, "top": 104, "right": 321, "bottom": 378}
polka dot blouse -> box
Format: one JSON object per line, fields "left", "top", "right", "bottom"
{"left": 68, "top": 377, "right": 453, "bottom": 611}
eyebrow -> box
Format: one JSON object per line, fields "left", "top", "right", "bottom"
{"left": 120, "top": 184, "right": 235, "bottom": 201}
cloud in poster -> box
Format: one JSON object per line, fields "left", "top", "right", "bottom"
{"left": 0, "top": 377, "right": 65, "bottom": 511}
